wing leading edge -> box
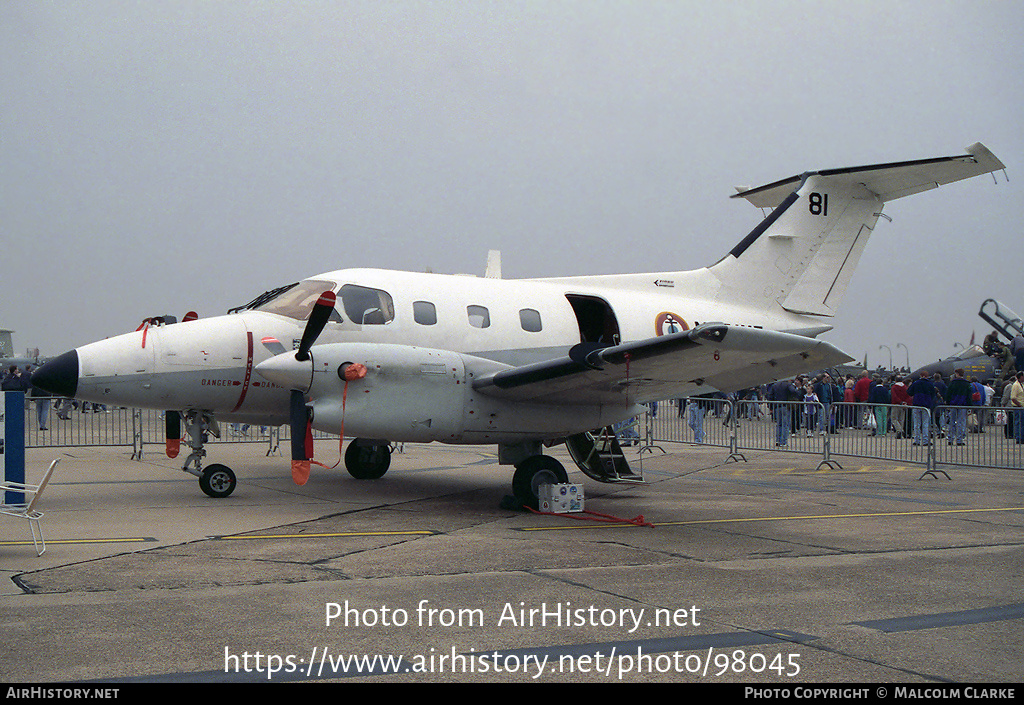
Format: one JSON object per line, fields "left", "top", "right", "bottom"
{"left": 472, "top": 324, "right": 853, "bottom": 405}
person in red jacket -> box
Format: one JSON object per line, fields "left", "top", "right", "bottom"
{"left": 853, "top": 371, "right": 872, "bottom": 428}
{"left": 890, "top": 375, "right": 911, "bottom": 438}
{"left": 843, "top": 378, "right": 856, "bottom": 428}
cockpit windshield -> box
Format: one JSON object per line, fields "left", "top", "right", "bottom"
{"left": 952, "top": 345, "right": 986, "bottom": 361}
{"left": 230, "top": 279, "right": 393, "bottom": 326}
{"left": 233, "top": 279, "right": 342, "bottom": 322}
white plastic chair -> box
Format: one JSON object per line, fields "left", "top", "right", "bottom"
{"left": 1, "top": 459, "right": 60, "bottom": 555}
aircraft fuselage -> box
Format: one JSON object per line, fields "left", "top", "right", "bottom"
{"left": 53, "top": 267, "right": 809, "bottom": 443}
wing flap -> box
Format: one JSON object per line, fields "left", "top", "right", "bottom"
{"left": 472, "top": 324, "right": 852, "bottom": 405}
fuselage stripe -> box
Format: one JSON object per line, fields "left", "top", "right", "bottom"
{"left": 231, "top": 331, "right": 254, "bottom": 412}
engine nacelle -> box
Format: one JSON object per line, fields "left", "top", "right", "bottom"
{"left": 305, "top": 343, "right": 475, "bottom": 443}
{"left": 258, "top": 341, "right": 638, "bottom": 444}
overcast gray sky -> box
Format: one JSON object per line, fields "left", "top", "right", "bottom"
{"left": 2, "top": 1, "right": 1021, "bottom": 370}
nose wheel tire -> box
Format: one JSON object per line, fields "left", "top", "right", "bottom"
{"left": 199, "top": 464, "right": 237, "bottom": 498}
{"left": 512, "top": 455, "right": 568, "bottom": 510}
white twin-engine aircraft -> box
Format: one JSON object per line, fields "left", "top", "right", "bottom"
{"left": 32, "top": 143, "right": 1005, "bottom": 506}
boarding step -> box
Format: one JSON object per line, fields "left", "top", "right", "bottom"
{"left": 565, "top": 426, "right": 645, "bottom": 484}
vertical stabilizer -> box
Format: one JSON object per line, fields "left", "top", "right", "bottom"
{"left": 709, "top": 143, "right": 1004, "bottom": 319}
{"left": 0, "top": 329, "right": 14, "bottom": 358}
{"left": 710, "top": 176, "right": 882, "bottom": 316}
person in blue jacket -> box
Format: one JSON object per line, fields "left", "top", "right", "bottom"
{"left": 868, "top": 375, "right": 891, "bottom": 436}
{"left": 906, "top": 371, "right": 937, "bottom": 445}
{"left": 813, "top": 373, "right": 835, "bottom": 434}
{"left": 945, "top": 368, "right": 973, "bottom": 445}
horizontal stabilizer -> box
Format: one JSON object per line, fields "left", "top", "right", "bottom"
{"left": 732, "top": 142, "right": 1005, "bottom": 209}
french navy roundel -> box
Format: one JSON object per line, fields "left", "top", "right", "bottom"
{"left": 655, "top": 312, "right": 688, "bottom": 336}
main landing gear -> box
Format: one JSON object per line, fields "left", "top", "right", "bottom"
{"left": 345, "top": 439, "right": 392, "bottom": 480}
{"left": 511, "top": 454, "right": 568, "bottom": 510}
{"left": 342, "top": 437, "right": 566, "bottom": 510}
{"left": 179, "top": 411, "right": 237, "bottom": 498}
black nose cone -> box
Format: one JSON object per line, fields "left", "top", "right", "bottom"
{"left": 31, "top": 349, "right": 79, "bottom": 398}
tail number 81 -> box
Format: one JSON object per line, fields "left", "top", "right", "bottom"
{"left": 809, "top": 192, "right": 829, "bottom": 216}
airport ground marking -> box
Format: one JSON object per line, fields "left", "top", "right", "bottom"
{"left": 519, "top": 506, "right": 1024, "bottom": 531}
{"left": 213, "top": 530, "right": 439, "bottom": 541}
{"left": 852, "top": 603, "right": 1024, "bottom": 632}
{"left": 0, "top": 537, "right": 156, "bottom": 547}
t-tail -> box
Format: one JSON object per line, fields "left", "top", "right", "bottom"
{"left": 708, "top": 142, "right": 1005, "bottom": 319}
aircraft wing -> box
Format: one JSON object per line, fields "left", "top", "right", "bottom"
{"left": 471, "top": 324, "right": 852, "bottom": 405}
{"left": 733, "top": 142, "right": 1005, "bottom": 209}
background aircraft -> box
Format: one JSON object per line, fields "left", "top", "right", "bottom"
{"left": 911, "top": 299, "right": 1021, "bottom": 382}
{"left": 32, "top": 143, "right": 1005, "bottom": 507}
{"left": 912, "top": 345, "right": 1003, "bottom": 383}
{"left": 0, "top": 328, "right": 43, "bottom": 371}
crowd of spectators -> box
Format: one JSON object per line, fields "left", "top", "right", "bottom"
{"left": 672, "top": 354, "right": 1024, "bottom": 448}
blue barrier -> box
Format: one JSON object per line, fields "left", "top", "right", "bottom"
{"left": 3, "top": 391, "right": 26, "bottom": 504}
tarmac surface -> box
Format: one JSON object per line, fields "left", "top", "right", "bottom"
{"left": 1, "top": 439, "right": 1022, "bottom": 684}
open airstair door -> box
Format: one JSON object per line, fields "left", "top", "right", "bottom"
{"left": 565, "top": 426, "right": 644, "bottom": 484}
{"left": 567, "top": 295, "right": 621, "bottom": 346}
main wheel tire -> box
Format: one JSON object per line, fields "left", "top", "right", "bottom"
{"left": 512, "top": 455, "right": 568, "bottom": 509}
{"left": 199, "top": 463, "right": 236, "bottom": 498}
{"left": 345, "top": 440, "right": 391, "bottom": 479}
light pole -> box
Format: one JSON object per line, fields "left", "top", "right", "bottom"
{"left": 879, "top": 344, "right": 892, "bottom": 370}
{"left": 896, "top": 342, "right": 909, "bottom": 371}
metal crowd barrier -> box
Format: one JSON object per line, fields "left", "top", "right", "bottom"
{"left": 23, "top": 400, "right": 341, "bottom": 459}
{"left": 644, "top": 398, "right": 1023, "bottom": 477}
{"left": 23, "top": 397, "right": 1022, "bottom": 476}
{"left": 646, "top": 398, "right": 734, "bottom": 448}
{"left": 931, "top": 404, "right": 1023, "bottom": 473}
{"left": 23, "top": 399, "right": 136, "bottom": 450}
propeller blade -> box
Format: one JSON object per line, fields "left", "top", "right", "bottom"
{"left": 290, "top": 389, "right": 311, "bottom": 485}
{"left": 295, "top": 291, "right": 336, "bottom": 361}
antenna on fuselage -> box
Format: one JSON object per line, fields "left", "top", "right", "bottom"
{"left": 485, "top": 250, "right": 502, "bottom": 279}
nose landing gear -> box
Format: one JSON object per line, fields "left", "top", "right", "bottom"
{"left": 198, "top": 463, "right": 237, "bottom": 499}
{"left": 178, "top": 411, "right": 237, "bottom": 498}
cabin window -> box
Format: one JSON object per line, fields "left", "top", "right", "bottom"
{"left": 340, "top": 284, "right": 394, "bottom": 325}
{"left": 519, "top": 308, "right": 542, "bottom": 332}
{"left": 413, "top": 301, "right": 437, "bottom": 326}
{"left": 467, "top": 305, "right": 490, "bottom": 329}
